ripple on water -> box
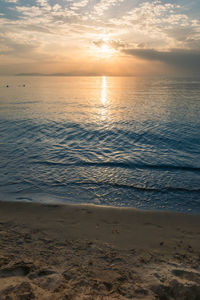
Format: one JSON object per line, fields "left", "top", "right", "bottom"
{"left": 0, "top": 76, "right": 200, "bottom": 213}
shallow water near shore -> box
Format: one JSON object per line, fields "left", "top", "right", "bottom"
{"left": 0, "top": 76, "right": 200, "bottom": 213}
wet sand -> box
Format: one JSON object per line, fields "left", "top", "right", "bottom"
{"left": 0, "top": 201, "right": 199, "bottom": 299}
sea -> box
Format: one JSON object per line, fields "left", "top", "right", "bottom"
{"left": 0, "top": 76, "right": 200, "bottom": 213}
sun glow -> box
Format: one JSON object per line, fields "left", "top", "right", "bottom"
{"left": 99, "top": 43, "right": 115, "bottom": 57}
{"left": 92, "top": 36, "right": 116, "bottom": 58}
{"left": 101, "top": 44, "right": 110, "bottom": 53}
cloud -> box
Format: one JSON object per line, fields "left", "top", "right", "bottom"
{"left": 70, "top": 0, "right": 89, "bottom": 10}
{"left": 0, "top": 0, "right": 200, "bottom": 75}
{"left": 92, "top": 0, "right": 124, "bottom": 16}
{"left": 36, "top": 0, "right": 51, "bottom": 11}
{"left": 123, "top": 48, "right": 200, "bottom": 74}
{"left": 0, "top": 35, "right": 39, "bottom": 57}
{"left": 15, "top": 6, "right": 43, "bottom": 17}
{"left": 93, "top": 39, "right": 126, "bottom": 50}
{"left": 109, "top": 0, "right": 200, "bottom": 49}
{"left": 4, "top": 0, "right": 17, "bottom": 2}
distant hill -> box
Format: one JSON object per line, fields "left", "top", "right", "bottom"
{"left": 16, "top": 72, "right": 101, "bottom": 76}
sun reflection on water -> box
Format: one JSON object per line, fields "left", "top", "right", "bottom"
{"left": 101, "top": 76, "right": 107, "bottom": 105}
{"left": 99, "top": 76, "right": 110, "bottom": 122}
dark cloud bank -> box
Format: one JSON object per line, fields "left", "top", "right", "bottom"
{"left": 123, "top": 48, "right": 200, "bottom": 75}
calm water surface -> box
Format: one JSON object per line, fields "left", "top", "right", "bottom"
{"left": 0, "top": 76, "right": 200, "bottom": 213}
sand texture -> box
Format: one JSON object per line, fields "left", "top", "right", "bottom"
{"left": 0, "top": 201, "right": 199, "bottom": 299}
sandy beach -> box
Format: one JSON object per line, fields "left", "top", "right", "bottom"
{"left": 0, "top": 201, "right": 199, "bottom": 299}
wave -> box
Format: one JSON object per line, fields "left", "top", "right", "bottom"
{"left": 33, "top": 160, "right": 200, "bottom": 173}
{"left": 69, "top": 181, "right": 200, "bottom": 193}
{"left": 0, "top": 180, "right": 200, "bottom": 194}
{"left": 3, "top": 180, "right": 200, "bottom": 194}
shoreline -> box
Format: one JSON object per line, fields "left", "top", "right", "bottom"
{"left": 0, "top": 200, "right": 199, "bottom": 299}
{"left": 1, "top": 196, "right": 199, "bottom": 215}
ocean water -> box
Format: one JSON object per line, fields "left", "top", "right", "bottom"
{"left": 0, "top": 76, "right": 200, "bottom": 213}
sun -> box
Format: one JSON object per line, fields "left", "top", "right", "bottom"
{"left": 93, "top": 38, "right": 116, "bottom": 58}
{"left": 98, "top": 43, "right": 115, "bottom": 57}
{"left": 92, "top": 35, "right": 116, "bottom": 58}
{"left": 100, "top": 44, "right": 111, "bottom": 53}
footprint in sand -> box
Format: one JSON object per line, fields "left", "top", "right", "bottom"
{"left": 0, "top": 281, "right": 35, "bottom": 300}
{"left": 29, "top": 269, "right": 56, "bottom": 279}
{"left": 0, "top": 262, "right": 56, "bottom": 281}
{"left": 151, "top": 279, "right": 200, "bottom": 299}
{"left": 0, "top": 263, "right": 32, "bottom": 278}
{"left": 171, "top": 269, "right": 200, "bottom": 284}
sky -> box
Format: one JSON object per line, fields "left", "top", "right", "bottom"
{"left": 0, "top": 0, "right": 200, "bottom": 76}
